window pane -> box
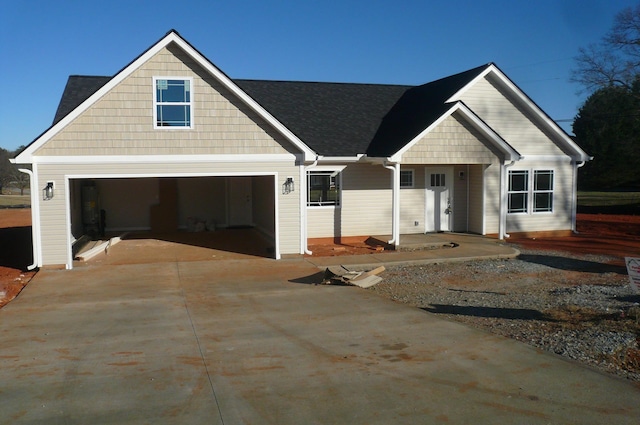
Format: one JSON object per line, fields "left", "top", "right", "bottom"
{"left": 157, "top": 79, "right": 190, "bottom": 102}
{"left": 400, "top": 170, "right": 413, "bottom": 187}
{"left": 534, "top": 193, "right": 553, "bottom": 212}
{"left": 430, "top": 173, "right": 445, "bottom": 187}
{"left": 157, "top": 105, "right": 190, "bottom": 126}
{"left": 509, "top": 171, "right": 528, "bottom": 192}
{"left": 534, "top": 170, "right": 553, "bottom": 191}
{"left": 508, "top": 193, "right": 528, "bottom": 213}
{"left": 308, "top": 171, "right": 340, "bottom": 206}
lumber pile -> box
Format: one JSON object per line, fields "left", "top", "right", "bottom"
{"left": 321, "top": 265, "right": 385, "bottom": 288}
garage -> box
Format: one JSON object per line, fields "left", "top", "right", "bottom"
{"left": 68, "top": 175, "right": 278, "bottom": 262}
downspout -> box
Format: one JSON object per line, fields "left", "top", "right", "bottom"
{"left": 571, "top": 161, "right": 586, "bottom": 233}
{"left": 302, "top": 158, "right": 318, "bottom": 255}
{"left": 18, "top": 168, "right": 39, "bottom": 270}
{"left": 499, "top": 160, "right": 516, "bottom": 240}
{"left": 383, "top": 161, "right": 400, "bottom": 247}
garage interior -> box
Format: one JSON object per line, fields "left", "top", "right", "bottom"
{"left": 69, "top": 176, "right": 277, "bottom": 261}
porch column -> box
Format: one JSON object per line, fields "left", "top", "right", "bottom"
{"left": 384, "top": 161, "right": 400, "bottom": 247}
{"left": 499, "top": 160, "right": 516, "bottom": 239}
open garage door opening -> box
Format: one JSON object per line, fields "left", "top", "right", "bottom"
{"left": 69, "top": 175, "right": 277, "bottom": 263}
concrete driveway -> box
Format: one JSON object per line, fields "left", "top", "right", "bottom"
{"left": 1, "top": 258, "right": 639, "bottom": 424}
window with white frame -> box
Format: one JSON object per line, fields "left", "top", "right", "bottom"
{"left": 507, "top": 169, "right": 554, "bottom": 214}
{"left": 400, "top": 169, "right": 414, "bottom": 188}
{"left": 307, "top": 170, "right": 341, "bottom": 206}
{"left": 154, "top": 78, "right": 192, "bottom": 128}
{"left": 533, "top": 170, "right": 554, "bottom": 212}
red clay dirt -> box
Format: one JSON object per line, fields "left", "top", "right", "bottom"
{"left": 0, "top": 208, "right": 35, "bottom": 308}
{"left": 510, "top": 213, "right": 640, "bottom": 266}
{"left": 1, "top": 209, "right": 639, "bottom": 309}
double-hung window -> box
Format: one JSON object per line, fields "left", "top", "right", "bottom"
{"left": 507, "top": 169, "right": 554, "bottom": 214}
{"left": 154, "top": 77, "right": 192, "bottom": 128}
{"left": 307, "top": 170, "right": 341, "bottom": 206}
{"left": 533, "top": 170, "right": 554, "bottom": 212}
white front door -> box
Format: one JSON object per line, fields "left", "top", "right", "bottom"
{"left": 228, "top": 177, "right": 252, "bottom": 227}
{"left": 425, "top": 167, "right": 453, "bottom": 232}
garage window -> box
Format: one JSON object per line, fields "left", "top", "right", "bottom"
{"left": 154, "top": 77, "right": 192, "bottom": 128}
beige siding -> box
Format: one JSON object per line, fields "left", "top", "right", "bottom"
{"left": 35, "top": 44, "right": 299, "bottom": 157}
{"left": 483, "top": 162, "right": 502, "bottom": 235}
{"left": 467, "top": 164, "right": 486, "bottom": 234}
{"left": 307, "top": 163, "right": 393, "bottom": 238}
{"left": 505, "top": 161, "right": 574, "bottom": 233}
{"left": 35, "top": 160, "right": 301, "bottom": 266}
{"left": 403, "top": 113, "right": 500, "bottom": 164}
{"left": 452, "top": 165, "right": 468, "bottom": 232}
{"left": 460, "top": 76, "right": 566, "bottom": 156}
{"left": 399, "top": 167, "right": 425, "bottom": 234}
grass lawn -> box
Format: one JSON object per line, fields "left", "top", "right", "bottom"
{"left": 577, "top": 191, "right": 640, "bottom": 214}
{"left": 0, "top": 195, "right": 31, "bottom": 207}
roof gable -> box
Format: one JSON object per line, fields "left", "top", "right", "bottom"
{"left": 448, "top": 64, "right": 591, "bottom": 161}
{"left": 365, "top": 64, "right": 490, "bottom": 157}
{"left": 15, "top": 30, "right": 316, "bottom": 163}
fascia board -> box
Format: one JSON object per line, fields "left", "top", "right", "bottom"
{"left": 31, "top": 153, "right": 296, "bottom": 164}
{"left": 390, "top": 102, "right": 521, "bottom": 163}
{"left": 449, "top": 64, "right": 590, "bottom": 161}
{"left": 15, "top": 31, "right": 317, "bottom": 164}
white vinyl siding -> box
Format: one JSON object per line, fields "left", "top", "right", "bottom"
{"left": 307, "top": 163, "right": 392, "bottom": 238}
{"left": 459, "top": 75, "right": 566, "bottom": 156}
{"left": 505, "top": 161, "right": 573, "bottom": 233}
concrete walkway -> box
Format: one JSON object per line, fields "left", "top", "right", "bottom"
{"left": 1, "top": 256, "right": 639, "bottom": 423}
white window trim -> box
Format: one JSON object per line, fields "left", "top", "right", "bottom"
{"left": 507, "top": 168, "right": 555, "bottom": 215}
{"left": 307, "top": 168, "right": 342, "bottom": 208}
{"left": 400, "top": 169, "right": 415, "bottom": 188}
{"left": 153, "top": 76, "right": 194, "bottom": 129}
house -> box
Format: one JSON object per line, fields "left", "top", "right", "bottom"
{"left": 12, "top": 30, "right": 591, "bottom": 269}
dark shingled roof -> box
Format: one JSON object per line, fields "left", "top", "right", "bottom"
{"left": 235, "top": 80, "right": 411, "bottom": 156}
{"left": 53, "top": 76, "right": 112, "bottom": 124}
{"left": 366, "top": 64, "right": 488, "bottom": 157}
{"left": 51, "top": 64, "right": 491, "bottom": 157}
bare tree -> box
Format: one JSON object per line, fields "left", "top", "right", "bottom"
{"left": 572, "top": 4, "right": 640, "bottom": 93}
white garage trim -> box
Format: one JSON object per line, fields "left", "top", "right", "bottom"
{"left": 63, "top": 171, "right": 280, "bottom": 269}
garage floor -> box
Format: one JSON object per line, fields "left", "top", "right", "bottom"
{"left": 79, "top": 228, "right": 275, "bottom": 266}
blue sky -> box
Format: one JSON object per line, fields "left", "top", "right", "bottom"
{"left": 0, "top": 0, "right": 636, "bottom": 151}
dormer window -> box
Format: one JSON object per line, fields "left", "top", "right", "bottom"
{"left": 154, "top": 77, "right": 192, "bottom": 128}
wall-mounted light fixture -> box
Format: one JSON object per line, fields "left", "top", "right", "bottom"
{"left": 43, "top": 181, "right": 54, "bottom": 200}
{"left": 282, "top": 176, "right": 295, "bottom": 194}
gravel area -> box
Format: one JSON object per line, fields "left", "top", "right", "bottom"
{"left": 368, "top": 248, "right": 640, "bottom": 381}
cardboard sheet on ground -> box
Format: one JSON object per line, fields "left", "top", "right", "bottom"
{"left": 322, "top": 265, "right": 385, "bottom": 288}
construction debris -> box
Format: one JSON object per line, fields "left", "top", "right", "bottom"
{"left": 321, "top": 265, "right": 385, "bottom": 288}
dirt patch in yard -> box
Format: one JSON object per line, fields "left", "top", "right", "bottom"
{"left": 0, "top": 209, "right": 36, "bottom": 308}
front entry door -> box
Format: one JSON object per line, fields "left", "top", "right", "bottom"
{"left": 425, "top": 167, "right": 453, "bottom": 232}
{"left": 228, "top": 177, "right": 253, "bottom": 227}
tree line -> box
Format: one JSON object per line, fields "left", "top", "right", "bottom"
{"left": 0, "top": 147, "right": 29, "bottom": 195}
{"left": 572, "top": 3, "right": 640, "bottom": 190}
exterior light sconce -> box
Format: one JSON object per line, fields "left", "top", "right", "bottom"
{"left": 283, "top": 176, "right": 295, "bottom": 194}
{"left": 43, "top": 181, "right": 55, "bottom": 200}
